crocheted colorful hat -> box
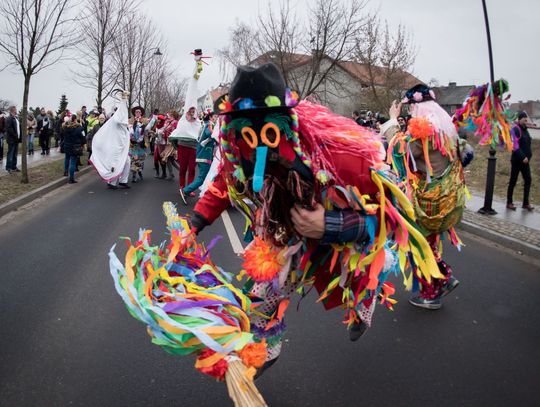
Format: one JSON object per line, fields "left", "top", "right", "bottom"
{"left": 401, "top": 84, "right": 436, "bottom": 104}
{"left": 216, "top": 63, "right": 299, "bottom": 115}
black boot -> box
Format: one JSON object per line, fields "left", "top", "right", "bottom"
{"left": 254, "top": 357, "right": 279, "bottom": 380}
{"left": 349, "top": 320, "right": 368, "bottom": 342}
{"left": 159, "top": 165, "right": 167, "bottom": 179}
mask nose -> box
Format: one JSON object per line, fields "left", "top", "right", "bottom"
{"left": 252, "top": 146, "right": 268, "bottom": 193}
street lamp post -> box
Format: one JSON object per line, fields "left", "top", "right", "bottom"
{"left": 478, "top": 0, "right": 497, "bottom": 215}
{"left": 136, "top": 47, "right": 163, "bottom": 108}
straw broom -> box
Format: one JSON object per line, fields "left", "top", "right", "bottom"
{"left": 225, "top": 360, "right": 268, "bottom": 407}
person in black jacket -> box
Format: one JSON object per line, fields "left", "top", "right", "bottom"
{"left": 4, "top": 105, "right": 21, "bottom": 173}
{"left": 507, "top": 111, "right": 534, "bottom": 211}
{"left": 37, "top": 108, "right": 54, "bottom": 155}
{"left": 62, "top": 115, "right": 85, "bottom": 183}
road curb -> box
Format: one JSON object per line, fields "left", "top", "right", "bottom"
{"left": 0, "top": 166, "right": 93, "bottom": 218}
{"left": 457, "top": 219, "right": 540, "bottom": 257}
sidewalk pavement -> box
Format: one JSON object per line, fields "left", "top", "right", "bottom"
{"left": 1, "top": 148, "right": 63, "bottom": 176}
{"left": 459, "top": 192, "right": 540, "bottom": 257}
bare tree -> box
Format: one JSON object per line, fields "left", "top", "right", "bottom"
{"left": 254, "top": 0, "right": 300, "bottom": 88}
{"left": 140, "top": 55, "right": 188, "bottom": 113}
{"left": 217, "top": 21, "right": 262, "bottom": 82}
{"left": 74, "top": 0, "right": 134, "bottom": 109}
{"left": 0, "top": 0, "right": 75, "bottom": 183}
{"left": 293, "top": 0, "right": 366, "bottom": 98}
{"left": 218, "top": 0, "right": 367, "bottom": 99}
{"left": 0, "top": 99, "right": 11, "bottom": 112}
{"left": 110, "top": 19, "right": 163, "bottom": 111}
{"left": 355, "top": 19, "right": 417, "bottom": 112}
{"left": 428, "top": 78, "right": 440, "bottom": 88}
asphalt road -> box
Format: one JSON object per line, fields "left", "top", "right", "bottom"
{"left": 1, "top": 160, "right": 539, "bottom": 407}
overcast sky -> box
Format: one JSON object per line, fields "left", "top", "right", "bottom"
{"left": 1, "top": 0, "right": 538, "bottom": 113}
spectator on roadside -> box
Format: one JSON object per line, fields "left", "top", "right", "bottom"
{"left": 62, "top": 114, "right": 85, "bottom": 184}
{"left": 364, "top": 111, "right": 375, "bottom": 128}
{"left": 54, "top": 111, "right": 66, "bottom": 148}
{"left": 0, "top": 110, "right": 5, "bottom": 163}
{"left": 375, "top": 116, "right": 388, "bottom": 130}
{"left": 75, "top": 110, "right": 87, "bottom": 168}
{"left": 27, "top": 112, "right": 37, "bottom": 155}
{"left": 397, "top": 116, "right": 407, "bottom": 131}
{"left": 507, "top": 111, "right": 534, "bottom": 211}
{"left": 5, "top": 106, "right": 21, "bottom": 173}
{"left": 37, "top": 108, "right": 53, "bottom": 155}
{"left": 351, "top": 110, "right": 363, "bottom": 125}
{"left": 86, "top": 110, "right": 99, "bottom": 134}
{"left": 81, "top": 105, "right": 89, "bottom": 135}
{"left": 37, "top": 108, "right": 46, "bottom": 152}
{"left": 87, "top": 113, "right": 105, "bottom": 162}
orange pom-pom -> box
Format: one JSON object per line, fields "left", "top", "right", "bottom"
{"left": 242, "top": 237, "right": 283, "bottom": 282}
{"left": 408, "top": 117, "right": 434, "bottom": 140}
{"left": 238, "top": 339, "right": 267, "bottom": 368}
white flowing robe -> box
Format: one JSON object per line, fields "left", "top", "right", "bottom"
{"left": 90, "top": 97, "right": 130, "bottom": 182}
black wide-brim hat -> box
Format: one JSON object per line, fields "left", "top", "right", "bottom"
{"left": 215, "top": 63, "right": 299, "bottom": 115}
{"left": 131, "top": 105, "right": 145, "bottom": 116}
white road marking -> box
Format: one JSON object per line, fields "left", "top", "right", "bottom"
{"left": 221, "top": 210, "right": 244, "bottom": 254}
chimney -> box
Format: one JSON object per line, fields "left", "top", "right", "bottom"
{"left": 448, "top": 82, "right": 457, "bottom": 87}
{"left": 311, "top": 48, "right": 323, "bottom": 58}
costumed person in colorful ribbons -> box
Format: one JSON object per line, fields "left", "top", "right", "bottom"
{"left": 191, "top": 63, "right": 442, "bottom": 375}
{"left": 148, "top": 114, "right": 167, "bottom": 178}
{"left": 383, "top": 84, "right": 467, "bottom": 310}
{"left": 183, "top": 111, "right": 218, "bottom": 199}
{"left": 90, "top": 90, "right": 132, "bottom": 190}
{"left": 159, "top": 111, "right": 181, "bottom": 181}
{"left": 129, "top": 106, "right": 148, "bottom": 183}
{"left": 170, "top": 49, "right": 206, "bottom": 204}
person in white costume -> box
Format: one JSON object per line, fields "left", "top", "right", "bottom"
{"left": 89, "top": 91, "right": 131, "bottom": 189}
{"left": 169, "top": 49, "right": 208, "bottom": 203}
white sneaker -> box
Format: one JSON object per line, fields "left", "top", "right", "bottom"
{"left": 179, "top": 189, "right": 187, "bottom": 205}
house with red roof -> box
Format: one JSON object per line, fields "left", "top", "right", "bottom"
{"left": 250, "top": 51, "right": 422, "bottom": 116}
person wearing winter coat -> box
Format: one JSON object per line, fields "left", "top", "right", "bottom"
{"left": 507, "top": 111, "right": 534, "bottom": 211}
{"left": 4, "top": 106, "right": 21, "bottom": 172}
{"left": 37, "top": 108, "right": 54, "bottom": 155}
{"left": 61, "top": 115, "right": 85, "bottom": 183}
{"left": 27, "top": 113, "right": 37, "bottom": 155}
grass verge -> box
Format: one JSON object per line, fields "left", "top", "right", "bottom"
{"left": 464, "top": 137, "right": 539, "bottom": 205}
{"left": 0, "top": 155, "right": 89, "bottom": 205}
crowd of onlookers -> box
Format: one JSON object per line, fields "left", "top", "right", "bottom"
{"left": 351, "top": 109, "right": 408, "bottom": 132}
{"left": 0, "top": 105, "right": 107, "bottom": 181}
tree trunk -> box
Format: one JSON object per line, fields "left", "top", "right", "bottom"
{"left": 97, "top": 46, "right": 105, "bottom": 109}
{"left": 20, "top": 74, "right": 31, "bottom": 184}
